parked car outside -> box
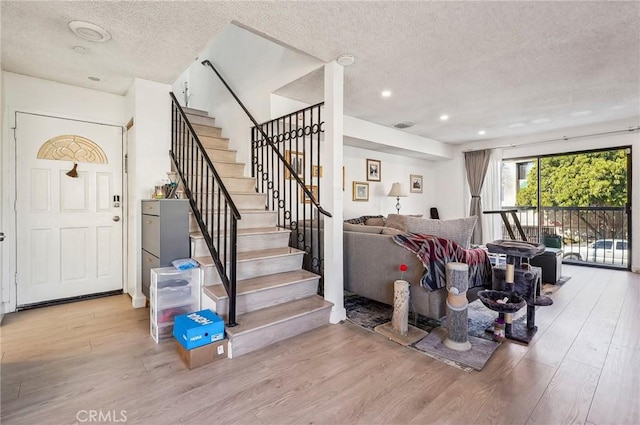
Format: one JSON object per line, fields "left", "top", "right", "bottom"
{"left": 563, "top": 239, "right": 629, "bottom": 265}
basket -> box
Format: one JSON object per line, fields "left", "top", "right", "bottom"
{"left": 477, "top": 290, "right": 526, "bottom": 313}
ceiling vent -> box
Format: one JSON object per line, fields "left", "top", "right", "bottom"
{"left": 393, "top": 121, "right": 415, "bottom": 129}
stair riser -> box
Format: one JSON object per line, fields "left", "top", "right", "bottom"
{"left": 215, "top": 162, "right": 245, "bottom": 177}
{"left": 186, "top": 114, "right": 216, "bottom": 127}
{"left": 228, "top": 306, "right": 331, "bottom": 358}
{"left": 202, "top": 252, "right": 304, "bottom": 285}
{"left": 213, "top": 278, "right": 319, "bottom": 320}
{"left": 192, "top": 124, "right": 222, "bottom": 138}
{"left": 238, "top": 212, "right": 278, "bottom": 229}
{"left": 176, "top": 136, "right": 227, "bottom": 150}
{"left": 183, "top": 107, "right": 209, "bottom": 117}
{"left": 188, "top": 194, "right": 265, "bottom": 211}
{"left": 205, "top": 149, "right": 236, "bottom": 162}
{"left": 183, "top": 163, "right": 244, "bottom": 178}
{"left": 221, "top": 178, "right": 256, "bottom": 193}
{"left": 191, "top": 231, "right": 291, "bottom": 255}
{"left": 189, "top": 211, "right": 278, "bottom": 232}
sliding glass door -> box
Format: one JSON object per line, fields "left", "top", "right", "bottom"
{"left": 501, "top": 147, "right": 631, "bottom": 269}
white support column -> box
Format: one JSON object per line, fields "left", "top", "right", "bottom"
{"left": 323, "top": 61, "right": 346, "bottom": 323}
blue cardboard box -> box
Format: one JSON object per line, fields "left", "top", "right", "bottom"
{"left": 173, "top": 309, "right": 225, "bottom": 350}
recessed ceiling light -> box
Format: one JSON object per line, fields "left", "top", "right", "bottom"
{"left": 478, "top": 130, "right": 486, "bottom": 135}
{"left": 440, "top": 114, "right": 449, "bottom": 121}
{"left": 68, "top": 21, "right": 111, "bottom": 43}
{"left": 508, "top": 123, "right": 525, "bottom": 128}
{"left": 337, "top": 53, "right": 355, "bottom": 66}
{"left": 88, "top": 76, "right": 101, "bottom": 82}
{"left": 570, "top": 110, "right": 592, "bottom": 117}
{"left": 381, "top": 90, "right": 392, "bottom": 98}
{"left": 72, "top": 45, "right": 88, "bottom": 54}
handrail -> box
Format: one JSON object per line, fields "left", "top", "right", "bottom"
{"left": 201, "top": 59, "right": 331, "bottom": 218}
{"left": 169, "top": 92, "right": 240, "bottom": 326}
{"left": 170, "top": 92, "right": 241, "bottom": 220}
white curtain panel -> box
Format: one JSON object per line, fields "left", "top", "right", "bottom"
{"left": 481, "top": 148, "right": 504, "bottom": 244}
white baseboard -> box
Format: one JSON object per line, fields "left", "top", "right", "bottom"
{"left": 131, "top": 294, "right": 146, "bottom": 308}
{"left": 632, "top": 266, "right": 640, "bottom": 274}
{"left": 330, "top": 306, "right": 347, "bottom": 324}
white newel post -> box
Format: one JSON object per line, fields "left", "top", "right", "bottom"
{"left": 323, "top": 61, "right": 346, "bottom": 323}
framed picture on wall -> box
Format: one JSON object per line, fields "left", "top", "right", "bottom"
{"left": 366, "top": 159, "right": 381, "bottom": 182}
{"left": 312, "top": 165, "right": 323, "bottom": 177}
{"left": 300, "top": 185, "right": 319, "bottom": 204}
{"left": 410, "top": 174, "right": 423, "bottom": 193}
{"left": 285, "top": 150, "right": 304, "bottom": 180}
{"left": 352, "top": 181, "right": 369, "bottom": 201}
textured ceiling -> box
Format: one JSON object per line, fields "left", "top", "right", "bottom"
{"left": 2, "top": 1, "right": 639, "bottom": 144}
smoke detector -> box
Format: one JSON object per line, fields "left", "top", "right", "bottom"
{"left": 393, "top": 121, "right": 415, "bottom": 129}
{"left": 68, "top": 21, "right": 112, "bottom": 43}
{"left": 337, "top": 53, "right": 355, "bottom": 66}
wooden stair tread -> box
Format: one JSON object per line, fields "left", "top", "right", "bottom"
{"left": 225, "top": 296, "right": 331, "bottom": 337}
{"left": 194, "top": 247, "right": 304, "bottom": 266}
{"left": 190, "top": 227, "right": 290, "bottom": 239}
{"left": 183, "top": 107, "right": 209, "bottom": 117}
{"left": 203, "top": 270, "right": 320, "bottom": 300}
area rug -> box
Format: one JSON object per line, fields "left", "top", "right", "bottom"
{"left": 414, "top": 327, "right": 500, "bottom": 371}
{"left": 344, "top": 294, "right": 524, "bottom": 371}
{"left": 542, "top": 275, "right": 571, "bottom": 296}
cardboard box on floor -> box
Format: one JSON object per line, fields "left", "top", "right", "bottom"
{"left": 177, "top": 339, "right": 228, "bottom": 369}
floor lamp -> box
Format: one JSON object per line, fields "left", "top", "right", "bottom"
{"left": 388, "top": 182, "right": 408, "bottom": 214}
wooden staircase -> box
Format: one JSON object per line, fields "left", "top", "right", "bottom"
{"left": 180, "top": 107, "right": 332, "bottom": 358}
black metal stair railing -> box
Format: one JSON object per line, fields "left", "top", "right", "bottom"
{"left": 169, "top": 92, "right": 240, "bottom": 326}
{"left": 201, "top": 59, "right": 332, "bottom": 293}
{"left": 251, "top": 104, "right": 329, "bottom": 291}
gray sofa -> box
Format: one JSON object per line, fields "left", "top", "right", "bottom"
{"left": 343, "top": 215, "right": 483, "bottom": 320}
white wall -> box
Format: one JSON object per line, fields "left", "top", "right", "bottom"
{"left": 1, "top": 72, "right": 126, "bottom": 313}
{"left": 125, "top": 78, "right": 172, "bottom": 307}
{"left": 172, "top": 24, "right": 324, "bottom": 172}
{"left": 434, "top": 123, "right": 640, "bottom": 270}
{"left": 343, "top": 145, "right": 435, "bottom": 219}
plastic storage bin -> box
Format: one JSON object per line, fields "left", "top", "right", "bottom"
{"left": 150, "top": 267, "right": 199, "bottom": 343}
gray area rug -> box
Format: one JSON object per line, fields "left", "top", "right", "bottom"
{"left": 414, "top": 327, "right": 500, "bottom": 371}
{"left": 344, "top": 294, "right": 524, "bottom": 371}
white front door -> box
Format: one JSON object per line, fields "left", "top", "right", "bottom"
{"left": 16, "top": 113, "right": 123, "bottom": 306}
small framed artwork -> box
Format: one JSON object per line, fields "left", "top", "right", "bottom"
{"left": 410, "top": 174, "right": 423, "bottom": 193}
{"left": 300, "top": 185, "right": 319, "bottom": 204}
{"left": 352, "top": 181, "right": 369, "bottom": 201}
{"left": 312, "top": 165, "right": 323, "bottom": 177}
{"left": 285, "top": 150, "right": 304, "bottom": 180}
{"left": 366, "top": 159, "right": 381, "bottom": 182}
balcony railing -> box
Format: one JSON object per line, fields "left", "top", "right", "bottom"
{"left": 499, "top": 206, "right": 630, "bottom": 268}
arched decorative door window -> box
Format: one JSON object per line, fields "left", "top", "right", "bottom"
{"left": 37, "top": 134, "right": 108, "bottom": 164}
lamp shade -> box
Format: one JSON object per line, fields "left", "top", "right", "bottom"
{"left": 387, "top": 182, "right": 408, "bottom": 197}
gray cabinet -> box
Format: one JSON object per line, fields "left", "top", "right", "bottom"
{"left": 141, "top": 199, "right": 190, "bottom": 299}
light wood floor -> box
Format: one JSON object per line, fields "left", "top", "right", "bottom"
{"left": 1, "top": 265, "right": 638, "bottom": 425}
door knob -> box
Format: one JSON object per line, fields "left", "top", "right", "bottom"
{"left": 112, "top": 216, "right": 121, "bottom": 222}
{"left": 0, "top": 232, "right": 4, "bottom": 242}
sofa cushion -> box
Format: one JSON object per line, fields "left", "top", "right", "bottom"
{"left": 344, "top": 222, "right": 384, "bottom": 233}
{"left": 403, "top": 216, "right": 478, "bottom": 248}
{"left": 385, "top": 214, "right": 408, "bottom": 231}
{"left": 365, "top": 217, "right": 385, "bottom": 226}
{"left": 344, "top": 215, "right": 385, "bottom": 225}
{"left": 381, "top": 227, "right": 404, "bottom": 236}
